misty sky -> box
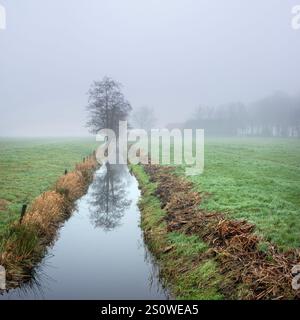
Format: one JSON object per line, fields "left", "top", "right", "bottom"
{"left": 0, "top": 0, "right": 300, "bottom": 136}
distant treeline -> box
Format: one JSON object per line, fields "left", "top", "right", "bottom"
{"left": 183, "top": 92, "right": 300, "bottom": 137}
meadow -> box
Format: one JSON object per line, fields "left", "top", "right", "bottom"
{"left": 0, "top": 136, "right": 299, "bottom": 298}
{"left": 0, "top": 137, "right": 299, "bottom": 251}
{"left": 182, "top": 137, "right": 300, "bottom": 250}
{"left": 133, "top": 137, "right": 300, "bottom": 298}
{"left": 0, "top": 138, "right": 98, "bottom": 234}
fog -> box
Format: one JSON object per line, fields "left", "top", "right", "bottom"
{"left": 0, "top": 0, "right": 299, "bottom": 136}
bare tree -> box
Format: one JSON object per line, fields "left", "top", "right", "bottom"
{"left": 132, "top": 106, "right": 157, "bottom": 131}
{"left": 86, "top": 76, "right": 132, "bottom": 134}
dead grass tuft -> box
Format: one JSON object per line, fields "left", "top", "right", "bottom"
{"left": 56, "top": 171, "right": 85, "bottom": 203}
{"left": 22, "top": 191, "right": 66, "bottom": 239}
{"left": 0, "top": 199, "right": 10, "bottom": 211}
{"left": 0, "top": 223, "right": 41, "bottom": 285}
{"left": 75, "top": 157, "right": 97, "bottom": 182}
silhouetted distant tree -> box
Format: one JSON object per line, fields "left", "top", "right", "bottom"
{"left": 185, "top": 92, "right": 300, "bottom": 137}
{"left": 86, "top": 76, "right": 132, "bottom": 135}
{"left": 131, "top": 106, "right": 157, "bottom": 131}
{"left": 186, "top": 102, "right": 247, "bottom": 136}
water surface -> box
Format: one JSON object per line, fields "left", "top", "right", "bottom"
{"left": 0, "top": 164, "right": 168, "bottom": 300}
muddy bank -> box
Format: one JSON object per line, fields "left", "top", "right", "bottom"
{"left": 133, "top": 164, "right": 300, "bottom": 300}
{"left": 0, "top": 155, "right": 98, "bottom": 289}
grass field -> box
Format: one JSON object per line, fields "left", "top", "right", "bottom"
{"left": 133, "top": 137, "right": 300, "bottom": 299}
{"left": 0, "top": 138, "right": 97, "bottom": 233}
{"left": 1, "top": 137, "right": 299, "bottom": 251}
{"left": 0, "top": 136, "right": 299, "bottom": 298}
{"left": 180, "top": 137, "right": 300, "bottom": 250}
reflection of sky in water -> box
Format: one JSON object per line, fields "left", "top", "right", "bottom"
{"left": 0, "top": 165, "right": 169, "bottom": 300}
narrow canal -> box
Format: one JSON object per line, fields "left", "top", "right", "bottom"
{"left": 0, "top": 164, "right": 168, "bottom": 300}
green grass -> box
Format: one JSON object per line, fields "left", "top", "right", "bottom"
{"left": 180, "top": 137, "right": 300, "bottom": 250}
{"left": 132, "top": 164, "right": 224, "bottom": 300}
{"left": 0, "top": 223, "right": 40, "bottom": 263}
{"left": 0, "top": 137, "right": 97, "bottom": 233}
{"left": 166, "top": 232, "right": 222, "bottom": 300}
{"left": 133, "top": 138, "right": 300, "bottom": 299}
{"left": 167, "top": 232, "right": 208, "bottom": 257}
{"left": 176, "top": 260, "right": 223, "bottom": 300}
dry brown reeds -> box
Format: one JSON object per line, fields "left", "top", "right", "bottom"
{"left": 143, "top": 164, "right": 300, "bottom": 300}
{"left": 55, "top": 171, "right": 85, "bottom": 210}
{"left": 0, "top": 223, "right": 41, "bottom": 284}
{"left": 0, "top": 153, "right": 98, "bottom": 289}
{"left": 22, "top": 191, "right": 66, "bottom": 239}
{"left": 75, "top": 156, "right": 97, "bottom": 182}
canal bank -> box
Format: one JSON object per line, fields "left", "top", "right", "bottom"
{"left": 131, "top": 164, "right": 223, "bottom": 300}
{"left": 132, "top": 164, "right": 299, "bottom": 300}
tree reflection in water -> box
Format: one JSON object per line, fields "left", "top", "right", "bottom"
{"left": 88, "top": 163, "right": 132, "bottom": 231}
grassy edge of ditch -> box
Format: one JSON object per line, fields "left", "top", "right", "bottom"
{"left": 131, "top": 164, "right": 226, "bottom": 300}
{"left": 0, "top": 155, "right": 98, "bottom": 289}
{"left": 132, "top": 164, "right": 300, "bottom": 300}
